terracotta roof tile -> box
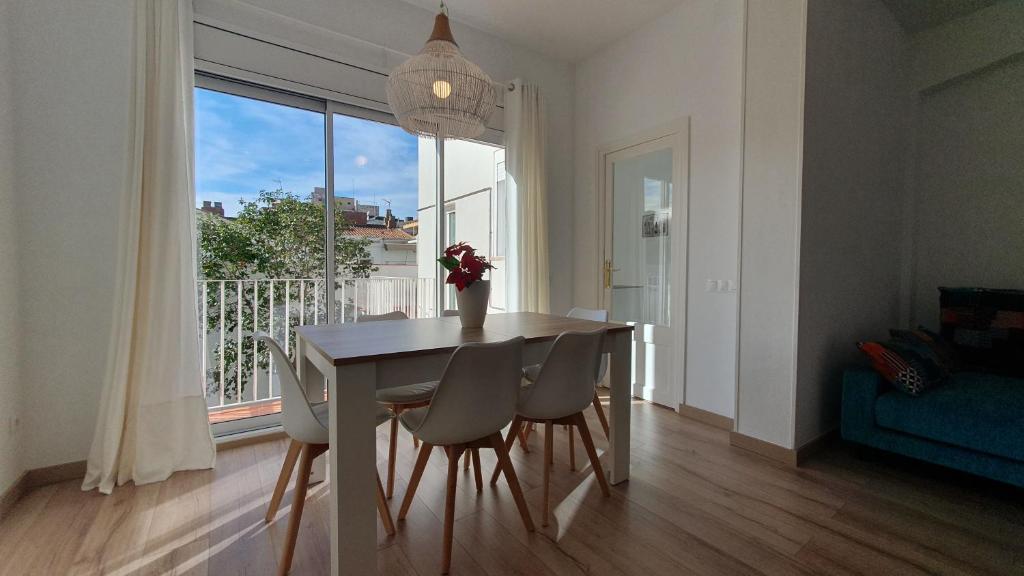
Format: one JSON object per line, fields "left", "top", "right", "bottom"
{"left": 343, "top": 226, "right": 415, "bottom": 240}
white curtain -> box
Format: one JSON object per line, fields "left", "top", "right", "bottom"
{"left": 505, "top": 80, "right": 550, "bottom": 313}
{"left": 83, "top": 0, "right": 215, "bottom": 494}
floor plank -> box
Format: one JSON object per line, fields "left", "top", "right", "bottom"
{"left": 1, "top": 397, "right": 1022, "bottom": 575}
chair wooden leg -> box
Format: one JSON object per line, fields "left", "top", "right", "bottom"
{"left": 522, "top": 422, "right": 534, "bottom": 447}
{"left": 543, "top": 421, "right": 553, "bottom": 527}
{"left": 413, "top": 436, "right": 420, "bottom": 449}
{"left": 592, "top": 392, "right": 610, "bottom": 439}
{"left": 489, "top": 433, "right": 535, "bottom": 533}
{"left": 491, "top": 415, "right": 522, "bottom": 485}
{"left": 575, "top": 413, "right": 611, "bottom": 497}
{"left": 547, "top": 422, "right": 555, "bottom": 467}
{"left": 464, "top": 450, "right": 471, "bottom": 471}
{"left": 471, "top": 448, "right": 483, "bottom": 492}
{"left": 517, "top": 426, "right": 530, "bottom": 453}
{"left": 279, "top": 443, "right": 316, "bottom": 576}
{"left": 398, "top": 441, "right": 433, "bottom": 521}
{"left": 387, "top": 411, "right": 399, "bottom": 499}
{"left": 266, "top": 439, "right": 302, "bottom": 523}
{"left": 442, "top": 446, "right": 462, "bottom": 575}
{"left": 568, "top": 426, "right": 576, "bottom": 471}
{"left": 376, "top": 473, "right": 395, "bottom": 536}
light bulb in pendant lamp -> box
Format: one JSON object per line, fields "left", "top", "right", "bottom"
{"left": 386, "top": 8, "right": 496, "bottom": 139}
{"left": 432, "top": 79, "right": 452, "bottom": 99}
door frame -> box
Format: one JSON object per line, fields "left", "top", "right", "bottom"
{"left": 596, "top": 118, "right": 690, "bottom": 409}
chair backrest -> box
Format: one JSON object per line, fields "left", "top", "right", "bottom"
{"left": 567, "top": 307, "right": 609, "bottom": 383}
{"left": 519, "top": 329, "right": 606, "bottom": 420}
{"left": 407, "top": 337, "right": 524, "bottom": 445}
{"left": 255, "top": 332, "right": 327, "bottom": 445}
{"left": 357, "top": 310, "right": 409, "bottom": 322}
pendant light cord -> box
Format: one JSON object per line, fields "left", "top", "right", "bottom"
{"left": 440, "top": 1, "right": 449, "bottom": 16}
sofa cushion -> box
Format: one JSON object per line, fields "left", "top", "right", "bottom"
{"left": 875, "top": 372, "right": 1024, "bottom": 461}
{"left": 889, "top": 327, "right": 961, "bottom": 373}
{"left": 858, "top": 339, "right": 947, "bottom": 396}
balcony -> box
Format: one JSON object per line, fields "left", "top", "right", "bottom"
{"left": 199, "top": 276, "right": 436, "bottom": 424}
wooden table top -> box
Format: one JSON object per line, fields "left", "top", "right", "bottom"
{"left": 294, "top": 311, "right": 633, "bottom": 366}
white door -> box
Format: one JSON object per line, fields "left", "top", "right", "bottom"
{"left": 601, "top": 122, "right": 688, "bottom": 408}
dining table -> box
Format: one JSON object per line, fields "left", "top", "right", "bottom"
{"left": 293, "top": 311, "right": 634, "bottom": 575}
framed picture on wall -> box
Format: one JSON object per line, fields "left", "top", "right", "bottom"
{"left": 642, "top": 210, "right": 670, "bottom": 238}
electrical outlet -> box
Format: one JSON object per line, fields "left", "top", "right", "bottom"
{"left": 705, "top": 279, "right": 719, "bottom": 292}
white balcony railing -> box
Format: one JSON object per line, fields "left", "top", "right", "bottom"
{"left": 198, "top": 276, "right": 436, "bottom": 413}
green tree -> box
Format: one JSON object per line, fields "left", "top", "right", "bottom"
{"left": 198, "top": 187, "right": 376, "bottom": 402}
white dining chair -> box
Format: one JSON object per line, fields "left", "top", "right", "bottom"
{"left": 396, "top": 337, "right": 534, "bottom": 574}
{"left": 521, "top": 307, "right": 611, "bottom": 467}
{"left": 492, "top": 328, "right": 611, "bottom": 526}
{"left": 257, "top": 332, "right": 394, "bottom": 576}
{"left": 357, "top": 311, "right": 442, "bottom": 499}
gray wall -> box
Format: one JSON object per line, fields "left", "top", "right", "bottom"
{"left": 908, "top": 57, "right": 1024, "bottom": 328}
{"left": 795, "top": 0, "right": 909, "bottom": 447}
{"left": 0, "top": 0, "right": 24, "bottom": 495}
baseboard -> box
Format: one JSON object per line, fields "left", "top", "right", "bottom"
{"left": 0, "top": 458, "right": 89, "bottom": 519}
{"left": 729, "top": 432, "right": 798, "bottom": 466}
{"left": 24, "top": 460, "right": 87, "bottom": 488}
{"left": 215, "top": 427, "right": 287, "bottom": 451}
{"left": 0, "top": 472, "right": 29, "bottom": 522}
{"left": 677, "top": 404, "right": 734, "bottom": 431}
{"left": 730, "top": 429, "right": 839, "bottom": 467}
{"left": 794, "top": 429, "right": 838, "bottom": 465}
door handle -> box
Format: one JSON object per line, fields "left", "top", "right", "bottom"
{"left": 603, "top": 260, "right": 620, "bottom": 289}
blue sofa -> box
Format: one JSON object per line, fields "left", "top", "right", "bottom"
{"left": 841, "top": 369, "right": 1024, "bottom": 488}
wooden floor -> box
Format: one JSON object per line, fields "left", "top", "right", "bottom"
{"left": 2, "top": 397, "right": 1023, "bottom": 576}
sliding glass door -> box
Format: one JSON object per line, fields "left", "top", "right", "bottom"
{"left": 195, "top": 75, "right": 508, "bottom": 435}
{"left": 195, "top": 78, "right": 328, "bottom": 434}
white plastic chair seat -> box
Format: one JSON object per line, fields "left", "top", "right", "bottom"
{"left": 398, "top": 405, "right": 429, "bottom": 435}
{"left": 375, "top": 380, "right": 438, "bottom": 404}
{"left": 522, "top": 364, "right": 542, "bottom": 382}
{"left": 311, "top": 402, "right": 393, "bottom": 436}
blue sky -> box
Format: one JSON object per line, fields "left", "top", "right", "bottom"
{"left": 194, "top": 88, "right": 420, "bottom": 219}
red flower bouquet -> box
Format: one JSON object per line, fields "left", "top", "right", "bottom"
{"left": 437, "top": 242, "right": 494, "bottom": 291}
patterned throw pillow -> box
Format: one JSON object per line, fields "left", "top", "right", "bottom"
{"left": 858, "top": 339, "right": 948, "bottom": 396}
{"left": 889, "top": 327, "right": 961, "bottom": 373}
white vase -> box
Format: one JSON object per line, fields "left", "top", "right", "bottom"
{"left": 455, "top": 280, "right": 489, "bottom": 328}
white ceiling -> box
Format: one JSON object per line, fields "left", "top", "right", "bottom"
{"left": 397, "top": 0, "right": 686, "bottom": 62}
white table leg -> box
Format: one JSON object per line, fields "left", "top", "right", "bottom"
{"left": 329, "top": 361, "right": 378, "bottom": 576}
{"left": 297, "top": 337, "right": 327, "bottom": 484}
{"left": 608, "top": 331, "right": 631, "bottom": 484}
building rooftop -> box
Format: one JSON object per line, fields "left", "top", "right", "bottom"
{"left": 344, "top": 226, "right": 415, "bottom": 240}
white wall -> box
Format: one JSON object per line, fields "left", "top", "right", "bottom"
{"left": 904, "top": 3, "right": 1024, "bottom": 328}
{"left": 735, "top": 0, "right": 807, "bottom": 449}
{"left": 0, "top": 0, "right": 25, "bottom": 495}
{"left": 574, "top": 0, "right": 745, "bottom": 418}
{"left": 7, "top": 0, "right": 135, "bottom": 471}
{"left": 794, "top": 0, "right": 909, "bottom": 447}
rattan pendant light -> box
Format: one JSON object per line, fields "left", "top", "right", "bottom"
{"left": 386, "top": 3, "right": 497, "bottom": 139}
